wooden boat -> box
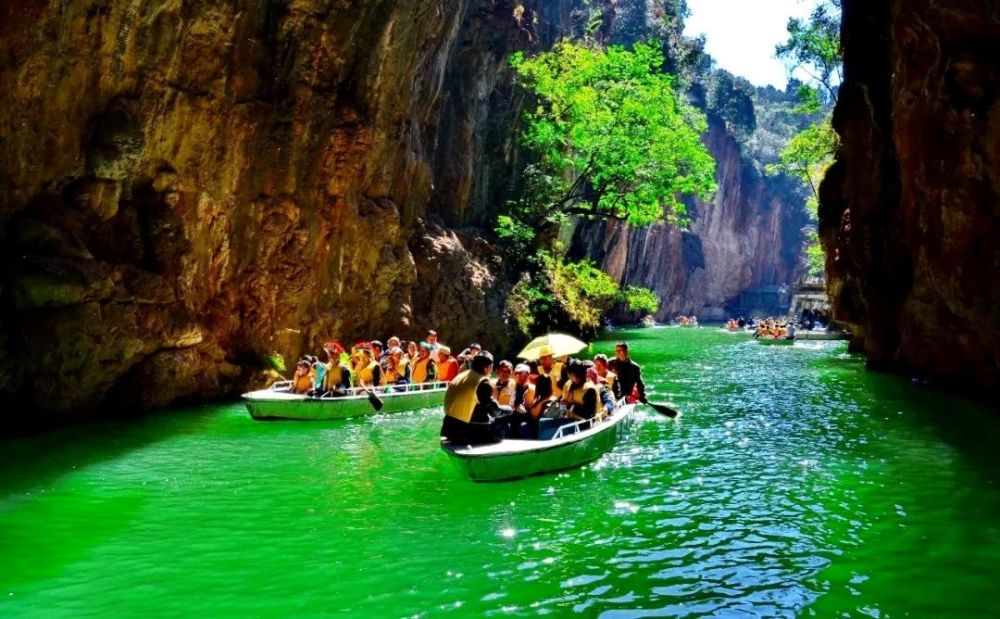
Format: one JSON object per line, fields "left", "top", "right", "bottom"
{"left": 441, "top": 402, "right": 636, "bottom": 482}
{"left": 242, "top": 381, "right": 448, "bottom": 421}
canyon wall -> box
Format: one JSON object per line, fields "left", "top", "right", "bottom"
{"left": 572, "top": 116, "right": 809, "bottom": 321}
{"left": 821, "top": 0, "right": 1000, "bottom": 394}
{"left": 0, "top": 0, "right": 583, "bottom": 422}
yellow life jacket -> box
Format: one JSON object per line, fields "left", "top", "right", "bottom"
{"left": 293, "top": 370, "right": 314, "bottom": 394}
{"left": 542, "top": 360, "right": 565, "bottom": 397}
{"left": 444, "top": 369, "right": 488, "bottom": 422}
{"left": 356, "top": 361, "right": 378, "bottom": 385}
{"left": 323, "top": 364, "right": 348, "bottom": 391}
{"left": 437, "top": 358, "right": 459, "bottom": 382}
{"left": 517, "top": 382, "right": 536, "bottom": 410}
{"left": 600, "top": 369, "right": 617, "bottom": 394}
{"left": 567, "top": 380, "right": 599, "bottom": 418}
{"left": 383, "top": 359, "right": 407, "bottom": 385}
{"left": 493, "top": 378, "right": 516, "bottom": 406}
{"left": 412, "top": 355, "right": 432, "bottom": 383}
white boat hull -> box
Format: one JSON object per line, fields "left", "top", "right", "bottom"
{"left": 242, "top": 382, "right": 447, "bottom": 420}
{"left": 442, "top": 403, "right": 636, "bottom": 482}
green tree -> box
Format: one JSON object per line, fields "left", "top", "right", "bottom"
{"left": 509, "top": 40, "right": 716, "bottom": 228}
{"left": 766, "top": 115, "right": 837, "bottom": 216}
{"left": 776, "top": 1, "right": 842, "bottom": 105}
{"left": 773, "top": 0, "right": 841, "bottom": 276}
{"left": 621, "top": 286, "right": 660, "bottom": 315}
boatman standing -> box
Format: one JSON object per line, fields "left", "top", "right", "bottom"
{"left": 609, "top": 341, "right": 646, "bottom": 404}
{"left": 441, "top": 351, "right": 509, "bottom": 445}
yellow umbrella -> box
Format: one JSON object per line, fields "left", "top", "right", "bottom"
{"left": 517, "top": 333, "right": 589, "bottom": 360}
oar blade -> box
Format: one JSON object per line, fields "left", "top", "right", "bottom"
{"left": 368, "top": 390, "right": 384, "bottom": 412}
{"left": 646, "top": 400, "right": 679, "bottom": 418}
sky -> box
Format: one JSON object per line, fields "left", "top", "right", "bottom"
{"left": 683, "top": 0, "right": 822, "bottom": 88}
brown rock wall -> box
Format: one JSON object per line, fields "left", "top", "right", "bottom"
{"left": 821, "top": 0, "right": 1000, "bottom": 394}
{"left": 573, "top": 118, "right": 808, "bottom": 320}
{"left": 0, "top": 0, "right": 578, "bottom": 423}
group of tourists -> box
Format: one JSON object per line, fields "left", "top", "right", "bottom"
{"left": 674, "top": 315, "right": 698, "bottom": 326}
{"left": 290, "top": 330, "right": 466, "bottom": 396}
{"left": 749, "top": 318, "right": 796, "bottom": 340}
{"left": 440, "top": 341, "right": 647, "bottom": 446}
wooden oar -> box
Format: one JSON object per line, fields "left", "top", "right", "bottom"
{"left": 358, "top": 381, "right": 384, "bottom": 412}
{"left": 642, "top": 398, "right": 679, "bottom": 418}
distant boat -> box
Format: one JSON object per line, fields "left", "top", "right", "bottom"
{"left": 757, "top": 337, "right": 795, "bottom": 346}
{"left": 441, "top": 402, "right": 636, "bottom": 482}
{"left": 243, "top": 381, "right": 447, "bottom": 420}
{"left": 795, "top": 330, "right": 850, "bottom": 341}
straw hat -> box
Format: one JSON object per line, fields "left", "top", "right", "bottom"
{"left": 536, "top": 344, "right": 554, "bottom": 358}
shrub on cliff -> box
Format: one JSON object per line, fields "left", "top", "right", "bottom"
{"left": 506, "top": 252, "right": 661, "bottom": 338}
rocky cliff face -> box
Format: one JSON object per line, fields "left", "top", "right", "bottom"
{"left": 0, "top": 0, "right": 582, "bottom": 422}
{"left": 820, "top": 0, "right": 1000, "bottom": 395}
{"left": 572, "top": 116, "right": 808, "bottom": 321}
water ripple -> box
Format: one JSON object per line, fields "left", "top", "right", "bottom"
{"left": 1, "top": 331, "right": 999, "bottom": 617}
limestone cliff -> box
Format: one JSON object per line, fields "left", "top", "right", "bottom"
{"left": 820, "top": 0, "right": 1000, "bottom": 395}
{"left": 571, "top": 116, "right": 809, "bottom": 321}
{"left": 0, "top": 0, "right": 583, "bottom": 422}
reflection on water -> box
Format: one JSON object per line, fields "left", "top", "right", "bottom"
{"left": 1, "top": 329, "right": 998, "bottom": 617}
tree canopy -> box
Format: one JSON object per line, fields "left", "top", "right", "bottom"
{"left": 776, "top": 0, "right": 842, "bottom": 105}
{"left": 509, "top": 40, "right": 716, "bottom": 227}
{"left": 772, "top": 0, "right": 842, "bottom": 276}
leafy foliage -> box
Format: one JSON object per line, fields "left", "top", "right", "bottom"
{"left": 803, "top": 228, "right": 826, "bottom": 277}
{"left": 546, "top": 255, "right": 620, "bottom": 329}
{"left": 705, "top": 70, "right": 756, "bottom": 139}
{"left": 772, "top": 0, "right": 843, "bottom": 275}
{"left": 775, "top": 0, "right": 842, "bottom": 104}
{"left": 266, "top": 352, "right": 286, "bottom": 374}
{"left": 621, "top": 285, "right": 660, "bottom": 314}
{"left": 506, "top": 252, "right": 630, "bottom": 335}
{"left": 509, "top": 40, "right": 716, "bottom": 227}
{"left": 765, "top": 114, "right": 838, "bottom": 215}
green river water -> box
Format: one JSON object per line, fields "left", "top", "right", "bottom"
{"left": 2, "top": 328, "right": 999, "bottom": 618}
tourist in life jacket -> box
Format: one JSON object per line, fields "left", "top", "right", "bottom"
{"left": 435, "top": 346, "right": 459, "bottom": 383}
{"left": 440, "top": 351, "right": 511, "bottom": 445}
{"left": 303, "top": 353, "right": 326, "bottom": 396}
{"left": 504, "top": 363, "right": 537, "bottom": 438}
{"left": 321, "top": 342, "right": 352, "bottom": 395}
{"left": 370, "top": 340, "right": 385, "bottom": 365}
{"left": 512, "top": 363, "right": 536, "bottom": 413}
{"left": 410, "top": 342, "right": 436, "bottom": 385}
{"left": 588, "top": 366, "right": 616, "bottom": 417}
{"left": 382, "top": 346, "right": 409, "bottom": 389}
{"left": 426, "top": 329, "right": 441, "bottom": 352}
{"left": 561, "top": 361, "right": 600, "bottom": 421}
{"left": 593, "top": 354, "right": 620, "bottom": 399}
{"left": 492, "top": 360, "right": 517, "bottom": 406}
{"left": 292, "top": 358, "right": 314, "bottom": 394}
{"left": 352, "top": 347, "right": 382, "bottom": 389}
{"left": 609, "top": 341, "right": 646, "bottom": 404}
{"left": 537, "top": 346, "right": 567, "bottom": 398}
{"left": 386, "top": 336, "right": 402, "bottom": 359}
{"left": 458, "top": 343, "right": 481, "bottom": 370}
{"left": 405, "top": 341, "right": 418, "bottom": 365}
{"left": 527, "top": 372, "right": 554, "bottom": 420}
